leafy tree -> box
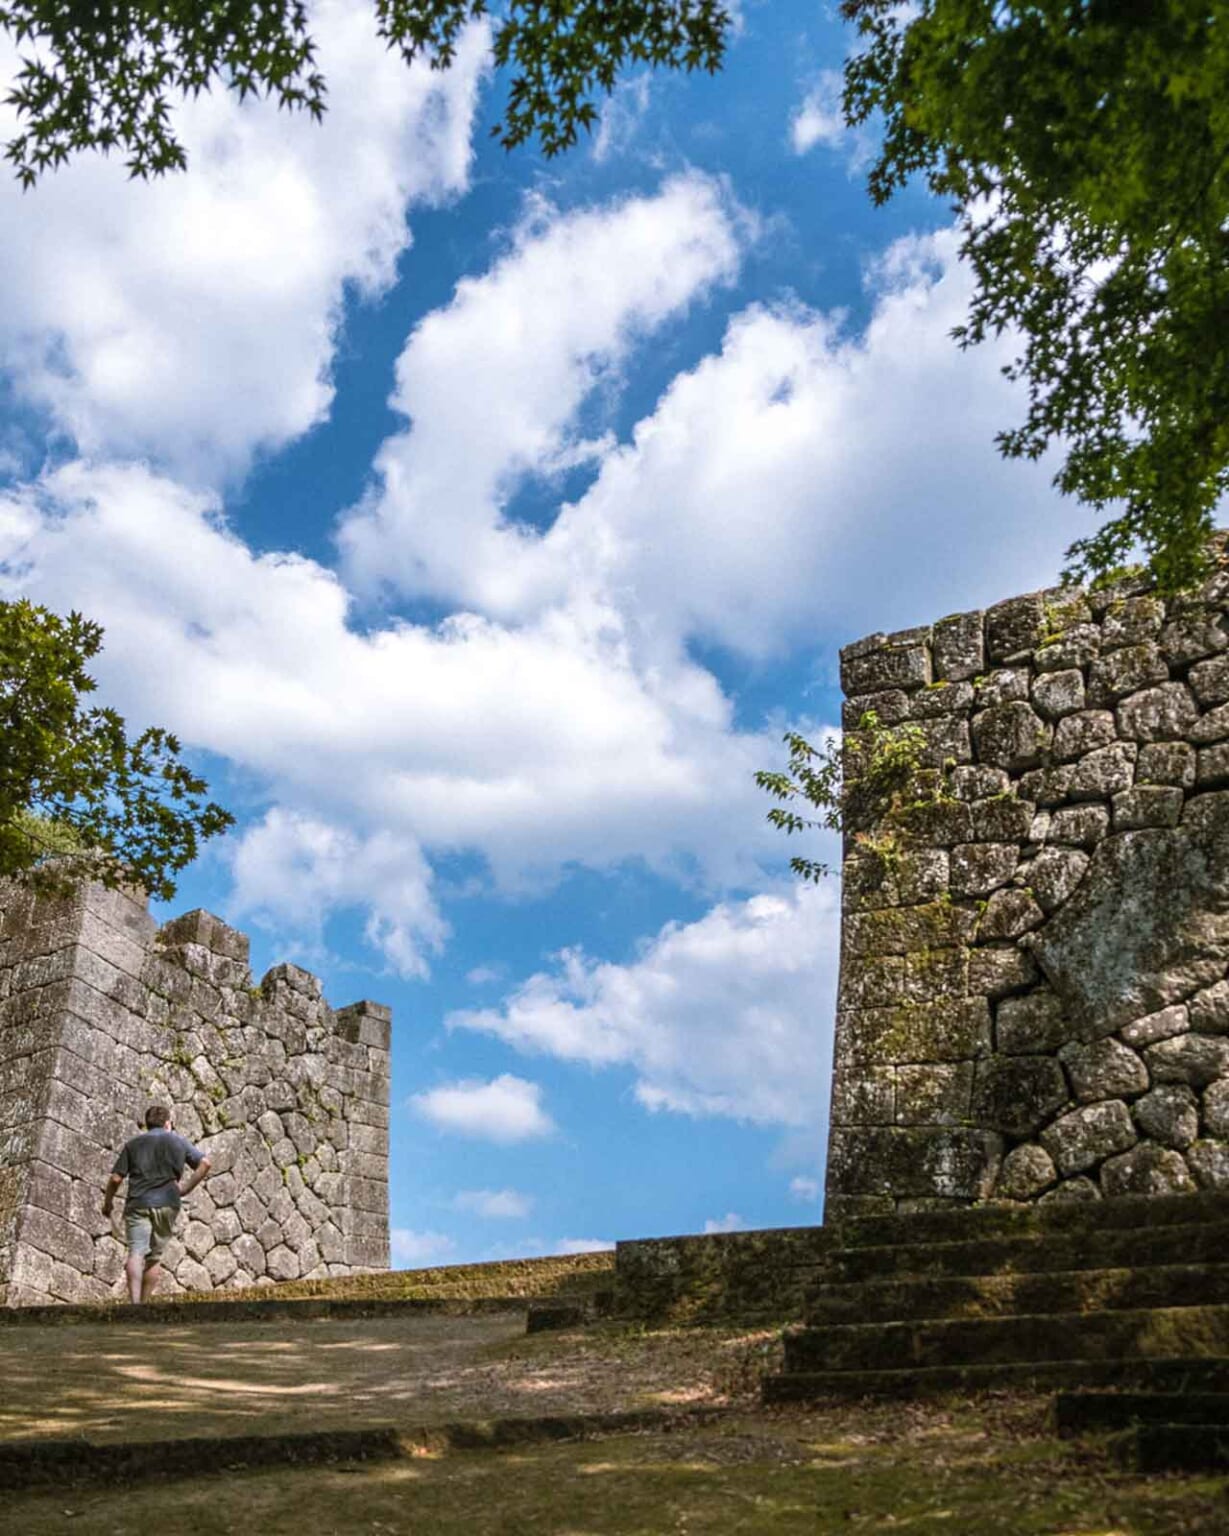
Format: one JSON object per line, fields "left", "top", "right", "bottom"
{"left": 755, "top": 712, "right": 930, "bottom": 882}
{"left": 843, "top": 1, "right": 1229, "bottom": 589}
{"left": 0, "top": 1, "right": 730, "bottom": 185}
{"left": 9, "top": 4, "right": 1224, "bottom": 590}
{"left": 0, "top": 599, "right": 233, "bottom": 898}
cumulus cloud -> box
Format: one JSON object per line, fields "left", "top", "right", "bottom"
{"left": 555, "top": 1238, "right": 615, "bottom": 1255}
{"left": 410, "top": 1075, "right": 555, "bottom": 1143}
{"left": 454, "top": 1188, "right": 534, "bottom": 1219}
{"left": 790, "top": 70, "right": 846, "bottom": 155}
{"left": 703, "top": 1212, "right": 745, "bottom": 1234}
{"left": 789, "top": 1175, "right": 821, "bottom": 1203}
{"left": 593, "top": 75, "right": 653, "bottom": 163}
{"left": 449, "top": 881, "right": 839, "bottom": 1129}
{"left": 529, "top": 227, "right": 1075, "bottom": 656}
{"left": 228, "top": 808, "right": 448, "bottom": 978}
{"left": 0, "top": 1, "right": 488, "bottom": 482}
{"left": 0, "top": 204, "right": 1078, "bottom": 963}
{"left": 0, "top": 458, "right": 785, "bottom": 932}
{"left": 339, "top": 172, "right": 748, "bottom": 612}
{"left": 391, "top": 1229, "right": 457, "bottom": 1267}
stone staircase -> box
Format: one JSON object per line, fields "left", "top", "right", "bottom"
{"left": 764, "top": 1191, "right": 1229, "bottom": 1419}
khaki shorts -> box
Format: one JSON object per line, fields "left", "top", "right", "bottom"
{"left": 125, "top": 1207, "right": 177, "bottom": 1263}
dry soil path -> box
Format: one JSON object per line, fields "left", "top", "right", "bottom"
{"left": 0, "top": 1313, "right": 768, "bottom": 1445}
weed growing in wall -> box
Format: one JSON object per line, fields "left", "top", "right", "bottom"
{"left": 756, "top": 711, "right": 941, "bottom": 882}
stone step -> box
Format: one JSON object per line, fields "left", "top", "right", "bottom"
{"left": 783, "top": 1303, "right": 1229, "bottom": 1375}
{"left": 762, "top": 1355, "right": 1229, "bottom": 1405}
{"left": 1125, "top": 1423, "right": 1229, "bottom": 1473}
{"left": 805, "top": 1262, "right": 1229, "bottom": 1327}
{"left": 0, "top": 1294, "right": 533, "bottom": 1327}
{"left": 837, "top": 1191, "right": 1229, "bottom": 1251}
{"left": 1055, "top": 1391, "right": 1229, "bottom": 1436}
{"left": 822, "top": 1219, "right": 1229, "bottom": 1286}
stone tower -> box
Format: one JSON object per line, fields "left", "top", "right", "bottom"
{"left": 0, "top": 878, "right": 390, "bottom": 1305}
{"left": 827, "top": 559, "right": 1229, "bottom": 1218}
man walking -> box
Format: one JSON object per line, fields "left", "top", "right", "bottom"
{"left": 103, "top": 1105, "right": 211, "bottom": 1303}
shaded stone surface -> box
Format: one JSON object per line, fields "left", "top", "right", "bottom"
{"left": 827, "top": 1128, "right": 1003, "bottom": 1200}
{"left": 978, "top": 889, "right": 1045, "bottom": 941}
{"left": 1032, "top": 670, "right": 1085, "bottom": 721}
{"left": 971, "top": 1057, "right": 1068, "bottom": 1138}
{"left": 1205, "top": 1080, "right": 1229, "bottom": 1139}
{"left": 1132, "top": 1085, "right": 1199, "bottom": 1149}
{"left": 1059, "top": 1039, "right": 1148, "bottom": 1104}
{"left": 1144, "top": 1034, "right": 1229, "bottom": 1088}
{"left": 1030, "top": 822, "right": 1229, "bottom": 1035}
{"left": 1099, "top": 1143, "right": 1194, "bottom": 1198}
{"left": 932, "top": 610, "right": 984, "bottom": 682}
{"left": 1137, "top": 741, "right": 1197, "bottom": 788}
{"left": 1187, "top": 1140, "right": 1229, "bottom": 1188}
{"left": 829, "top": 559, "right": 1229, "bottom": 1214}
{"left": 949, "top": 843, "right": 1018, "bottom": 898}
{"left": 995, "top": 1143, "right": 1057, "bottom": 1200}
{"left": 1040, "top": 1101, "right": 1137, "bottom": 1176}
{"left": 972, "top": 702, "right": 1052, "bottom": 772}
{"left": 996, "top": 992, "right": 1069, "bottom": 1055}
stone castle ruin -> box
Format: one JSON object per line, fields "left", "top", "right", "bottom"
{"left": 827, "top": 556, "right": 1229, "bottom": 1219}
{"left": 0, "top": 879, "right": 390, "bottom": 1306}
{"left": 6, "top": 555, "right": 1229, "bottom": 1310}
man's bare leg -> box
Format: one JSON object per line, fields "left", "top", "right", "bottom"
{"left": 125, "top": 1253, "right": 145, "bottom": 1304}
{"left": 141, "top": 1260, "right": 162, "bottom": 1302}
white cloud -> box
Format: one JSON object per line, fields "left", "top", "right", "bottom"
{"left": 593, "top": 75, "right": 653, "bottom": 163}
{"left": 0, "top": 210, "right": 1079, "bottom": 963}
{"left": 228, "top": 808, "right": 448, "bottom": 978}
{"left": 703, "top": 1212, "right": 745, "bottom": 1234}
{"left": 0, "top": 459, "right": 786, "bottom": 926}
{"left": 0, "top": 1, "right": 488, "bottom": 482}
{"left": 449, "top": 881, "right": 839, "bottom": 1129}
{"left": 789, "top": 1175, "right": 820, "bottom": 1203}
{"left": 530, "top": 227, "right": 1075, "bottom": 656}
{"left": 454, "top": 1188, "right": 534, "bottom": 1219}
{"left": 466, "top": 965, "right": 505, "bottom": 986}
{"left": 339, "top": 172, "right": 748, "bottom": 613}
{"left": 555, "top": 1238, "right": 615, "bottom": 1255}
{"left": 790, "top": 70, "right": 846, "bottom": 155}
{"left": 410, "top": 1074, "right": 555, "bottom": 1143}
{"left": 391, "top": 1229, "right": 457, "bottom": 1267}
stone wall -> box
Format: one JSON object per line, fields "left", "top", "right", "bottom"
{"left": 828, "top": 551, "right": 1229, "bottom": 1218}
{"left": 613, "top": 1226, "right": 835, "bottom": 1324}
{"left": 0, "top": 879, "right": 390, "bottom": 1305}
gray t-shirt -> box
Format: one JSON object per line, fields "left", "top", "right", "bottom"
{"left": 112, "top": 1129, "right": 204, "bottom": 1212}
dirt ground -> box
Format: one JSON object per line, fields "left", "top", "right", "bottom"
{"left": 0, "top": 1314, "right": 775, "bottom": 1444}
{"left": 8, "top": 1395, "right": 1229, "bottom": 1535}
{"left": 4, "top": 1316, "right": 1228, "bottom": 1533}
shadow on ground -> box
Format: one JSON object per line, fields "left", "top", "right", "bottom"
{"left": 7, "top": 1398, "right": 1229, "bottom": 1535}
{"left": 0, "top": 1315, "right": 772, "bottom": 1444}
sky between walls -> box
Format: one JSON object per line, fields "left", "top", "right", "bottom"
{"left": 0, "top": 0, "right": 1086, "bottom": 1265}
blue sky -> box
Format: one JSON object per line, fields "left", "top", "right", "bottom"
{"left": 0, "top": 1, "right": 1089, "bottom": 1266}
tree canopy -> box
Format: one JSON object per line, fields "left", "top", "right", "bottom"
{"left": 843, "top": 0, "right": 1229, "bottom": 590}
{"left": 3, "top": 2, "right": 1226, "bottom": 588}
{"left": 0, "top": 600, "right": 233, "bottom": 898}
{"left": 0, "top": 1, "right": 730, "bottom": 184}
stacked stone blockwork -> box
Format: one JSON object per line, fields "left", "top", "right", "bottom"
{"left": 0, "top": 879, "right": 390, "bottom": 1305}
{"left": 829, "top": 552, "right": 1229, "bottom": 1219}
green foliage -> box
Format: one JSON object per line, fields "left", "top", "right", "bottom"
{"left": 1, "top": 0, "right": 730, "bottom": 185}
{"left": 0, "top": 599, "right": 233, "bottom": 898}
{"left": 754, "top": 710, "right": 930, "bottom": 882}
{"left": 842, "top": 1, "right": 1229, "bottom": 590}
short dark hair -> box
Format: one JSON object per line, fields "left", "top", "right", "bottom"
{"left": 145, "top": 1104, "right": 171, "bottom": 1129}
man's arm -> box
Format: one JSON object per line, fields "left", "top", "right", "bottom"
{"left": 101, "top": 1172, "right": 123, "bottom": 1218}
{"left": 179, "top": 1156, "right": 211, "bottom": 1198}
